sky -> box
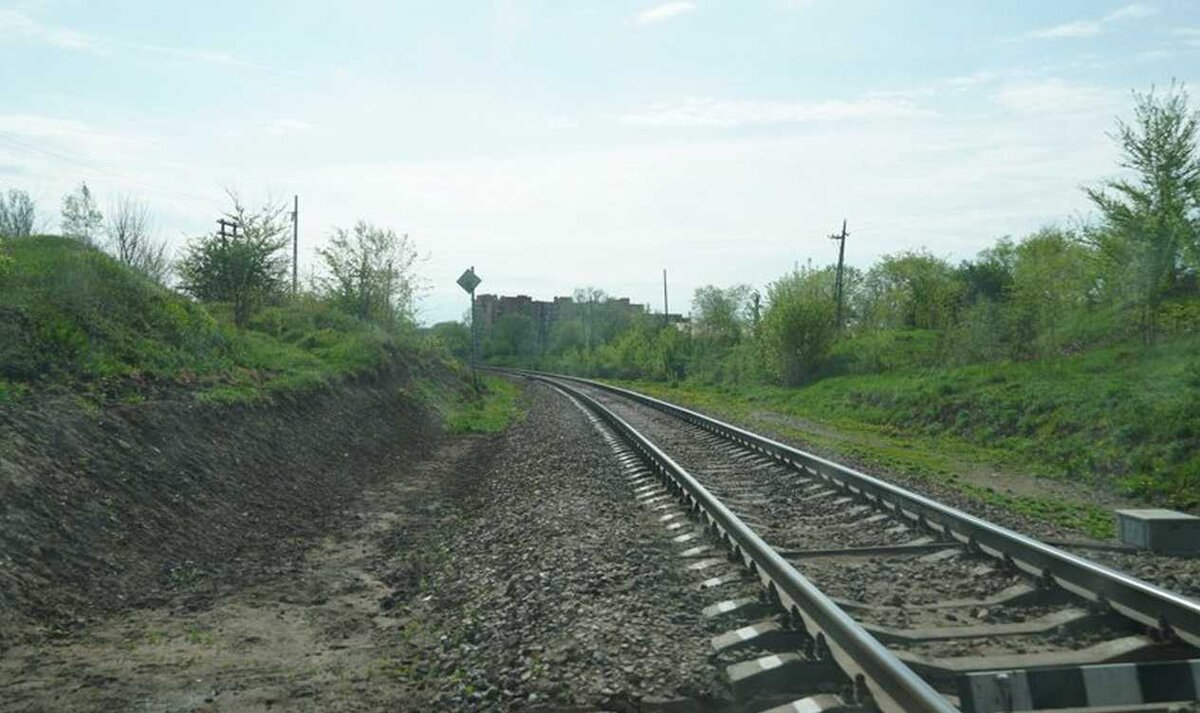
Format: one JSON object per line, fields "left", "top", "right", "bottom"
{"left": 2, "top": 1, "right": 1199, "bottom": 323}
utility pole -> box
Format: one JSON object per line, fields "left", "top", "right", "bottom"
{"left": 291, "top": 195, "right": 299, "bottom": 294}
{"left": 829, "top": 219, "right": 848, "bottom": 330}
{"left": 662, "top": 269, "right": 670, "bottom": 326}
{"left": 217, "top": 218, "right": 238, "bottom": 245}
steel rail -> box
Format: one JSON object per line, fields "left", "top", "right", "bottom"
{"left": 535, "top": 371, "right": 1200, "bottom": 651}
{"left": 528, "top": 372, "right": 956, "bottom": 713}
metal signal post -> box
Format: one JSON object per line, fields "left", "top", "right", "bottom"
{"left": 456, "top": 266, "right": 483, "bottom": 381}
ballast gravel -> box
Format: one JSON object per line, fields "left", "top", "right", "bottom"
{"left": 384, "top": 380, "right": 730, "bottom": 710}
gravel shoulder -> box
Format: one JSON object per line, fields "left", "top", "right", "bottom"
{"left": 1, "top": 379, "right": 729, "bottom": 711}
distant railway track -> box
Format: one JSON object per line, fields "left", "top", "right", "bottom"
{"left": 499, "top": 369, "right": 1200, "bottom": 713}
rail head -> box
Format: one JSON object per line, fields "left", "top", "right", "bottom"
{"left": 527, "top": 371, "right": 957, "bottom": 713}
{"left": 530, "top": 371, "right": 1200, "bottom": 649}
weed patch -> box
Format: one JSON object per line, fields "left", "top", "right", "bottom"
{"left": 445, "top": 377, "right": 523, "bottom": 434}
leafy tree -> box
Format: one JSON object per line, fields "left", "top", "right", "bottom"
{"left": 60, "top": 182, "right": 103, "bottom": 245}
{"left": 571, "top": 286, "right": 607, "bottom": 349}
{"left": 1009, "top": 228, "right": 1096, "bottom": 354}
{"left": 176, "top": 195, "right": 289, "bottom": 327}
{"left": 489, "top": 313, "right": 536, "bottom": 357}
{"left": 959, "top": 239, "right": 1016, "bottom": 305}
{"left": 106, "top": 196, "right": 169, "bottom": 283}
{"left": 548, "top": 317, "right": 586, "bottom": 354}
{"left": 316, "top": 221, "right": 421, "bottom": 326}
{"left": 860, "top": 250, "right": 962, "bottom": 331}
{"left": 426, "top": 320, "right": 471, "bottom": 360}
{"left": 561, "top": 287, "right": 639, "bottom": 349}
{"left": 691, "top": 284, "right": 752, "bottom": 346}
{"left": 1085, "top": 83, "right": 1200, "bottom": 343}
{"left": 0, "top": 188, "right": 36, "bottom": 238}
{"left": 761, "top": 267, "right": 837, "bottom": 386}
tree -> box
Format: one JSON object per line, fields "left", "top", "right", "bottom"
{"left": 761, "top": 267, "right": 838, "bottom": 386}
{"left": 573, "top": 286, "right": 607, "bottom": 349}
{"left": 426, "top": 321, "right": 471, "bottom": 360}
{"left": 1009, "top": 228, "right": 1096, "bottom": 354}
{"left": 315, "top": 221, "right": 421, "bottom": 326}
{"left": 176, "top": 194, "right": 290, "bottom": 327}
{"left": 106, "top": 196, "right": 169, "bottom": 283}
{"left": 691, "top": 284, "right": 752, "bottom": 346}
{"left": 958, "top": 239, "right": 1016, "bottom": 305}
{"left": 489, "top": 313, "right": 535, "bottom": 357}
{"left": 60, "top": 182, "right": 103, "bottom": 245}
{"left": 860, "top": 251, "right": 962, "bottom": 331}
{"left": 1085, "top": 83, "right": 1200, "bottom": 343}
{"left": 0, "top": 188, "right": 36, "bottom": 238}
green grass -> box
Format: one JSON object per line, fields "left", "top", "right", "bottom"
{"left": 0, "top": 236, "right": 439, "bottom": 404}
{"left": 444, "top": 376, "right": 523, "bottom": 434}
{"left": 396, "top": 371, "right": 524, "bottom": 434}
{"left": 1, "top": 236, "right": 233, "bottom": 383}
{"left": 607, "top": 336, "right": 1200, "bottom": 537}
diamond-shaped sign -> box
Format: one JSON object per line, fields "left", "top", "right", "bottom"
{"left": 456, "top": 268, "right": 481, "bottom": 294}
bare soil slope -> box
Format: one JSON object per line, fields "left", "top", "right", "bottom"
{"left": 0, "top": 363, "right": 443, "bottom": 647}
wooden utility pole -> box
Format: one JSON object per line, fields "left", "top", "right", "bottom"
{"left": 662, "top": 269, "right": 669, "bottom": 326}
{"left": 829, "top": 219, "right": 848, "bottom": 330}
{"left": 217, "top": 218, "right": 238, "bottom": 245}
{"left": 291, "top": 195, "right": 299, "bottom": 294}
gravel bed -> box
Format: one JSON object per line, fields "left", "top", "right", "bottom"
{"left": 859, "top": 601, "right": 1072, "bottom": 630}
{"left": 1076, "top": 550, "right": 1200, "bottom": 600}
{"left": 389, "top": 380, "right": 731, "bottom": 710}
{"left": 590, "top": 395, "right": 906, "bottom": 551}
{"left": 795, "top": 554, "right": 1020, "bottom": 613}
{"left": 586, "top": 384, "right": 1200, "bottom": 605}
{"left": 894, "top": 621, "right": 1137, "bottom": 659}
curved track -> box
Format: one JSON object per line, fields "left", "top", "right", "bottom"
{"left": 513, "top": 370, "right": 1200, "bottom": 713}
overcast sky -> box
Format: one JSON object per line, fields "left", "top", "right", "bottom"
{"left": 2, "top": 1, "right": 1199, "bottom": 323}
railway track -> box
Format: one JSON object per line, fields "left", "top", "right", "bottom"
{"left": 505, "top": 370, "right": 1200, "bottom": 713}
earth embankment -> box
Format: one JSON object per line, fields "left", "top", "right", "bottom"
{"left": 0, "top": 364, "right": 450, "bottom": 647}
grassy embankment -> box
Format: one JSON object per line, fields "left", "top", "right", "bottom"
{"left": 610, "top": 337, "right": 1200, "bottom": 539}
{"left": 0, "top": 236, "right": 516, "bottom": 427}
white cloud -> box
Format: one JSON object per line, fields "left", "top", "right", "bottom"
{"left": 0, "top": 115, "right": 99, "bottom": 141}
{"left": 1174, "top": 28, "right": 1200, "bottom": 48}
{"left": 0, "top": 8, "right": 288, "bottom": 73}
{"left": 1028, "top": 20, "right": 1104, "bottom": 39}
{"left": 634, "top": 2, "right": 696, "bottom": 26}
{"left": 620, "top": 96, "right": 931, "bottom": 128}
{"left": 1104, "top": 3, "right": 1156, "bottom": 21}
{"left": 0, "top": 8, "right": 95, "bottom": 49}
{"left": 263, "top": 118, "right": 314, "bottom": 136}
{"left": 993, "top": 80, "right": 1120, "bottom": 116}
{"left": 1025, "top": 3, "right": 1156, "bottom": 39}
{"left": 868, "top": 69, "right": 1038, "bottom": 100}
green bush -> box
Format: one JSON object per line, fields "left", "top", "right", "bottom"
{"left": 760, "top": 268, "right": 837, "bottom": 386}
{"left": 0, "top": 236, "right": 433, "bottom": 401}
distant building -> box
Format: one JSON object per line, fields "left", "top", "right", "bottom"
{"left": 477, "top": 293, "right": 687, "bottom": 347}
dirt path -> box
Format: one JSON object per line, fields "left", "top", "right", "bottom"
{"left": 0, "top": 434, "right": 482, "bottom": 712}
